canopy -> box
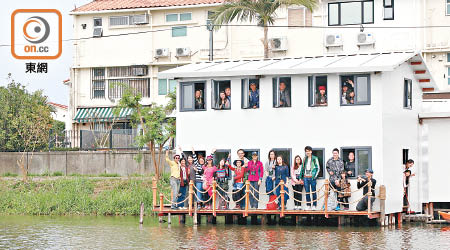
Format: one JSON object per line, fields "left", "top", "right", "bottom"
{"left": 74, "top": 107, "right": 133, "bottom": 123}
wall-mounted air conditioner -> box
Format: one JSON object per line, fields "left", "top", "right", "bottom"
{"left": 155, "top": 48, "right": 169, "bottom": 58}
{"left": 176, "top": 47, "right": 191, "bottom": 57}
{"left": 325, "top": 34, "right": 343, "bottom": 47}
{"left": 93, "top": 27, "right": 103, "bottom": 37}
{"left": 357, "top": 32, "right": 375, "bottom": 46}
{"left": 269, "top": 37, "right": 288, "bottom": 51}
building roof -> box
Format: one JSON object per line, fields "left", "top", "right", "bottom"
{"left": 158, "top": 51, "right": 436, "bottom": 89}
{"left": 72, "top": 0, "right": 224, "bottom": 12}
{"left": 48, "top": 102, "right": 68, "bottom": 110}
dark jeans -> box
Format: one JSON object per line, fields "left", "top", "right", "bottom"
{"left": 338, "top": 196, "right": 349, "bottom": 209}
{"left": 249, "top": 181, "right": 260, "bottom": 208}
{"left": 195, "top": 181, "right": 203, "bottom": 203}
{"left": 275, "top": 180, "right": 289, "bottom": 207}
{"left": 233, "top": 183, "right": 245, "bottom": 208}
{"left": 304, "top": 177, "right": 317, "bottom": 207}
{"left": 177, "top": 185, "right": 187, "bottom": 208}
{"left": 293, "top": 184, "right": 303, "bottom": 206}
{"left": 403, "top": 187, "right": 409, "bottom": 206}
{"left": 356, "top": 196, "right": 375, "bottom": 211}
{"left": 265, "top": 177, "right": 274, "bottom": 194}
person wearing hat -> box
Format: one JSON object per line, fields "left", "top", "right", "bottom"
{"left": 165, "top": 148, "right": 181, "bottom": 210}
{"left": 316, "top": 85, "right": 327, "bottom": 106}
{"left": 248, "top": 81, "right": 259, "bottom": 109}
{"left": 356, "top": 169, "right": 377, "bottom": 211}
{"left": 247, "top": 151, "right": 264, "bottom": 209}
{"left": 230, "top": 159, "right": 246, "bottom": 209}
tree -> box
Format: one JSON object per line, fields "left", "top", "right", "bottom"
{"left": 211, "top": 0, "right": 318, "bottom": 58}
{"left": 117, "top": 87, "right": 176, "bottom": 180}
{"left": 0, "top": 74, "right": 53, "bottom": 181}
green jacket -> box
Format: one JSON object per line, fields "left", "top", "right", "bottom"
{"left": 300, "top": 155, "right": 320, "bottom": 180}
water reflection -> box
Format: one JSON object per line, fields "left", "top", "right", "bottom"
{"left": 0, "top": 216, "right": 449, "bottom": 249}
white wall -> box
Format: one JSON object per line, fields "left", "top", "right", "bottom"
{"left": 176, "top": 72, "right": 386, "bottom": 210}
{"left": 422, "top": 119, "right": 450, "bottom": 202}
{"left": 381, "top": 63, "right": 422, "bottom": 214}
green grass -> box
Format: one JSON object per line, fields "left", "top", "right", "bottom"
{"left": 52, "top": 171, "right": 63, "bottom": 176}
{"left": 2, "top": 173, "right": 18, "bottom": 177}
{"left": 98, "top": 173, "right": 120, "bottom": 177}
{"left": 0, "top": 176, "right": 170, "bottom": 216}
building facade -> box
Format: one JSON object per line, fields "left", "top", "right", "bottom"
{"left": 68, "top": 0, "right": 449, "bottom": 145}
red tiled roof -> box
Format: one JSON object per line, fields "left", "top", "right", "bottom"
{"left": 72, "top": 0, "right": 224, "bottom": 12}
{"left": 48, "top": 102, "right": 68, "bottom": 110}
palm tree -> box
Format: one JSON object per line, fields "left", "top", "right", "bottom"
{"left": 211, "top": 0, "right": 318, "bottom": 58}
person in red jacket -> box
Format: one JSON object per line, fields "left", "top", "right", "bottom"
{"left": 177, "top": 158, "right": 190, "bottom": 209}
{"left": 247, "top": 151, "right": 263, "bottom": 209}
{"left": 230, "top": 159, "right": 245, "bottom": 209}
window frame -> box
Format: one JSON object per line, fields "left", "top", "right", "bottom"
{"left": 340, "top": 146, "right": 372, "bottom": 178}
{"left": 403, "top": 78, "right": 412, "bottom": 109}
{"left": 241, "top": 78, "right": 260, "bottom": 109}
{"left": 328, "top": 0, "right": 374, "bottom": 26}
{"left": 312, "top": 148, "right": 326, "bottom": 179}
{"left": 448, "top": 67, "right": 450, "bottom": 85}
{"left": 179, "top": 81, "right": 206, "bottom": 112}
{"left": 272, "top": 76, "right": 292, "bottom": 108}
{"left": 93, "top": 17, "right": 102, "bottom": 27}
{"left": 158, "top": 79, "right": 177, "bottom": 95}
{"left": 340, "top": 74, "right": 371, "bottom": 106}
{"left": 211, "top": 80, "right": 231, "bottom": 110}
{"left": 308, "top": 75, "right": 328, "bottom": 107}
{"left": 166, "top": 12, "right": 193, "bottom": 22}
{"left": 214, "top": 149, "right": 231, "bottom": 166}
{"left": 91, "top": 68, "right": 106, "bottom": 99}
{"left": 383, "top": 0, "right": 394, "bottom": 20}
{"left": 172, "top": 26, "right": 187, "bottom": 37}
{"left": 272, "top": 148, "right": 292, "bottom": 167}
{"left": 447, "top": 0, "right": 450, "bottom": 16}
{"left": 109, "top": 15, "right": 130, "bottom": 26}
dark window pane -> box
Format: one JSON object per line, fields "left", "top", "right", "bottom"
{"left": 312, "top": 149, "right": 324, "bottom": 178}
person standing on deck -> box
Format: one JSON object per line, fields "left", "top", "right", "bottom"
{"left": 165, "top": 148, "right": 181, "bottom": 210}
{"left": 356, "top": 169, "right": 377, "bottom": 211}
{"left": 291, "top": 155, "right": 304, "bottom": 210}
{"left": 301, "top": 146, "right": 320, "bottom": 210}
{"left": 274, "top": 155, "right": 290, "bottom": 209}
{"left": 264, "top": 150, "right": 277, "bottom": 195}
{"left": 230, "top": 159, "right": 246, "bottom": 209}
{"left": 177, "top": 157, "right": 189, "bottom": 209}
{"left": 326, "top": 148, "right": 345, "bottom": 210}
{"left": 247, "top": 151, "right": 263, "bottom": 209}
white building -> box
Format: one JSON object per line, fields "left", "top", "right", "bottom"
{"left": 159, "top": 51, "right": 436, "bottom": 214}
{"left": 48, "top": 102, "right": 69, "bottom": 124}
{"left": 68, "top": 0, "right": 449, "bottom": 147}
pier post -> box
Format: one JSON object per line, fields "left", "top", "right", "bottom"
{"left": 212, "top": 181, "right": 217, "bottom": 217}
{"left": 139, "top": 202, "right": 145, "bottom": 224}
{"left": 188, "top": 180, "right": 194, "bottom": 216}
{"left": 193, "top": 205, "right": 198, "bottom": 225}
{"left": 159, "top": 193, "right": 164, "bottom": 213}
{"left": 261, "top": 215, "right": 267, "bottom": 225}
{"left": 429, "top": 202, "right": 434, "bottom": 219}
{"left": 251, "top": 215, "right": 258, "bottom": 225}
{"left": 324, "top": 179, "right": 329, "bottom": 218}
{"left": 379, "top": 185, "right": 386, "bottom": 226}
{"left": 280, "top": 180, "right": 285, "bottom": 218}
{"left": 244, "top": 180, "right": 250, "bottom": 217}
{"left": 179, "top": 214, "right": 186, "bottom": 224}
{"left": 168, "top": 213, "right": 172, "bottom": 224}
{"left": 152, "top": 177, "right": 157, "bottom": 209}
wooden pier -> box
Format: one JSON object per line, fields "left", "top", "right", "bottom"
{"left": 151, "top": 178, "right": 388, "bottom": 226}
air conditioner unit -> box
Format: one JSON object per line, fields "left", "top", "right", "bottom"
{"left": 93, "top": 27, "right": 103, "bottom": 37}
{"left": 176, "top": 47, "right": 191, "bottom": 57}
{"left": 357, "top": 32, "right": 375, "bottom": 46}
{"left": 155, "top": 48, "right": 169, "bottom": 58}
{"left": 269, "top": 37, "right": 288, "bottom": 51}
{"left": 325, "top": 34, "right": 343, "bottom": 47}
{"left": 131, "top": 14, "right": 149, "bottom": 25}
{"left": 131, "top": 66, "right": 147, "bottom": 76}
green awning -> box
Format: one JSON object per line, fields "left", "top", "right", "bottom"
{"left": 74, "top": 107, "right": 133, "bottom": 123}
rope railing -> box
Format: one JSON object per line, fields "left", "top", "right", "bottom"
{"left": 155, "top": 178, "right": 381, "bottom": 218}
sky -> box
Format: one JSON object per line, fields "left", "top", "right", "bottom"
{"left": 0, "top": 0, "right": 91, "bottom": 105}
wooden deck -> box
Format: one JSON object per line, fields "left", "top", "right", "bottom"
{"left": 154, "top": 206, "right": 380, "bottom": 219}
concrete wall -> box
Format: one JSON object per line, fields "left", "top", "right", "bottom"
{"left": 0, "top": 151, "right": 172, "bottom": 176}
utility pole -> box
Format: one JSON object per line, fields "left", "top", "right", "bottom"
{"left": 206, "top": 20, "right": 214, "bottom": 61}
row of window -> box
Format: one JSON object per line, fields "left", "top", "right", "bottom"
{"left": 91, "top": 67, "right": 150, "bottom": 99}
{"left": 328, "top": 0, "right": 396, "bottom": 26}
{"left": 184, "top": 147, "right": 372, "bottom": 178}
{"left": 179, "top": 75, "right": 373, "bottom": 111}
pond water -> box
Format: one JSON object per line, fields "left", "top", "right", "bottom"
{"left": 1, "top": 215, "right": 449, "bottom": 249}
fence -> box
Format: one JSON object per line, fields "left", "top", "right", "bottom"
{"left": 0, "top": 151, "right": 172, "bottom": 176}
{"left": 48, "top": 129, "right": 142, "bottom": 150}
